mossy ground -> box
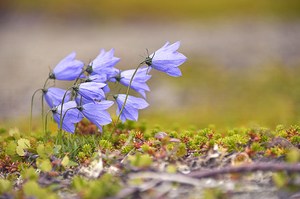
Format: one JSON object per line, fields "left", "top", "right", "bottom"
{"left": 1, "top": 120, "right": 300, "bottom": 198}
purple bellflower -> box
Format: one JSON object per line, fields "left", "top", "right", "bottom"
{"left": 73, "top": 82, "right": 106, "bottom": 102}
{"left": 75, "top": 96, "right": 91, "bottom": 106}
{"left": 43, "top": 87, "right": 71, "bottom": 108}
{"left": 87, "top": 74, "right": 107, "bottom": 83}
{"left": 86, "top": 49, "right": 120, "bottom": 79}
{"left": 86, "top": 74, "right": 110, "bottom": 93}
{"left": 52, "top": 101, "right": 83, "bottom": 133}
{"left": 113, "top": 67, "right": 151, "bottom": 98}
{"left": 146, "top": 41, "right": 187, "bottom": 77}
{"left": 49, "top": 52, "right": 85, "bottom": 81}
{"left": 114, "top": 94, "right": 149, "bottom": 122}
{"left": 78, "top": 100, "right": 114, "bottom": 132}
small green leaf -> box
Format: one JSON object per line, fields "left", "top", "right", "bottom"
{"left": 128, "top": 153, "right": 152, "bottom": 168}
{"left": 273, "top": 172, "right": 287, "bottom": 187}
{"left": 72, "top": 176, "right": 87, "bottom": 191}
{"left": 67, "top": 160, "right": 78, "bottom": 167}
{"left": 0, "top": 179, "right": 12, "bottom": 194}
{"left": 5, "top": 141, "right": 17, "bottom": 156}
{"left": 23, "top": 181, "right": 57, "bottom": 199}
{"left": 21, "top": 167, "right": 38, "bottom": 180}
{"left": 37, "top": 159, "right": 52, "bottom": 172}
{"left": 18, "top": 138, "right": 31, "bottom": 149}
{"left": 61, "top": 155, "right": 70, "bottom": 168}
{"left": 176, "top": 143, "right": 187, "bottom": 157}
{"left": 286, "top": 148, "right": 300, "bottom": 163}
{"left": 166, "top": 164, "right": 177, "bottom": 173}
{"left": 9, "top": 128, "right": 20, "bottom": 139}
{"left": 44, "top": 144, "right": 53, "bottom": 155}
{"left": 37, "top": 144, "right": 47, "bottom": 159}
{"left": 53, "top": 145, "right": 61, "bottom": 155}
{"left": 23, "top": 181, "right": 39, "bottom": 197}
{"left": 16, "top": 145, "right": 25, "bottom": 156}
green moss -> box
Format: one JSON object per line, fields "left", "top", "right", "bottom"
{"left": 286, "top": 148, "right": 300, "bottom": 163}
{"left": 121, "top": 145, "right": 134, "bottom": 154}
{"left": 291, "top": 136, "right": 300, "bottom": 145}
{"left": 82, "top": 144, "right": 93, "bottom": 154}
{"left": 220, "top": 134, "right": 248, "bottom": 152}
{"left": 202, "top": 187, "right": 227, "bottom": 199}
{"left": 176, "top": 143, "right": 187, "bottom": 158}
{"left": 128, "top": 153, "right": 153, "bottom": 168}
{"left": 99, "top": 140, "right": 113, "bottom": 150}
{"left": 72, "top": 174, "right": 120, "bottom": 199}
{"left": 1, "top": 124, "right": 300, "bottom": 197}
{"left": 20, "top": 167, "right": 38, "bottom": 181}
{"left": 0, "top": 179, "right": 12, "bottom": 194}
{"left": 251, "top": 142, "right": 264, "bottom": 152}
{"left": 23, "top": 180, "right": 58, "bottom": 199}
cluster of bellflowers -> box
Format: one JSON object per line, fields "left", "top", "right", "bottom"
{"left": 32, "top": 41, "right": 187, "bottom": 134}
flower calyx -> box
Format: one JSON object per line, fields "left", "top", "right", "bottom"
{"left": 145, "top": 56, "right": 152, "bottom": 66}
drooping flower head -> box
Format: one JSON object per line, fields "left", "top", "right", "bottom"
{"left": 86, "top": 49, "right": 120, "bottom": 81}
{"left": 49, "top": 52, "right": 85, "bottom": 81}
{"left": 52, "top": 101, "right": 83, "bottom": 133}
{"left": 86, "top": 74, "right": 110, "bottom": 93}
{"left": 78, "top": 100, "right": 114, "bottom": 132}
{"left": 43, "top": 87, "right": 71, "bottom": 108}
{"left": 112, "top": 67, "right": 151, "bottom": 98}
{"left": 73, "top": 82, "right": 106, "bottom": 103}
{"left": 114, "top": 94, "right": 149, "bottom": 122}
{"left": 146, "top": 41, "right": 187, "bottom": 77}
{"left": 87, "top": 74, "right": 107, "bottom": 83}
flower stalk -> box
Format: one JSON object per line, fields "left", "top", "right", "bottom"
{"left": 31, "top": 41, "right": 186, "bottom": 134}
{"left": 116, "top": 61, "right": 145, "bottom": 123}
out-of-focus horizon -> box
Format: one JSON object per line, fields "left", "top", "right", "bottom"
{"left": 1, "top": 0, "right": 300, "bottom": 129}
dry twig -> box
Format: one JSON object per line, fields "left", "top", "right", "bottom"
{"left": 188, "top": 162, "right": 300, "bottom": 179}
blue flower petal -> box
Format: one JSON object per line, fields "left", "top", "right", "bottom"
{"left": 78, "top": 82, "right": 106, "bottom": 101}
{"left": 115, "top": 94, "right": 148, "bottom": 122}
{"left": 81, "top": 102, "right": 113, "bottom": 131}
{"left": 89, "top": 49, "right": 120, "bottom": 76}
{"left": 52, "top": 52, "right": 85, "bottom": 81}
{"left": 149, "top": 41, "right": 187, "bottom": 77}
{"left": 118, "top": 67, "right": 151, "bottom": 98}
{"left": 44, "top": 87, "right": 71, "bottom": 108}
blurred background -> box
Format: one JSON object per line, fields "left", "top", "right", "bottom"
{"left": 1, "top": 0, "right": 300, "bottom": 130}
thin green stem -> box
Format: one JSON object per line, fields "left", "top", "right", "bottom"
{"left": 30, "top": 77, "right": 51, "bottom": 133}
{"left": 44, "top": 109, "right": 52, "bottom": 141}
{"left": 59, "top": 87, "right": 73, "bottom": 132}
{"left": 61, "top": 106, "right": 78, "bottom": 130}
{"left": 30, "top": 88, "right": 43, "bottom": 133}
{"left": 42, "top": 78, "right": 51, "bottom": 133}
{"left": 116, "top": 61, "right": 145, "bottom": 123}
{"left": 74, "top": 69, "right": 86, "bottom": 85}
{"left": 41, "top": 94, "right": 45, "bottom": 134}
{"left": 43, "top": 77, "right": 50, "bottom": 90}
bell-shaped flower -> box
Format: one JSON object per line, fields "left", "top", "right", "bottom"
{"left": 78, "top": 100, "right": 114, "bottom": 132}
{"left": 49, "top": 52, "right": 85, "bottom": 81}
{"left": 43, "top": 87, "right": 71, "bottom": 108}
{"left": 146, "top": 41, "right": 187, "bottom": 77}
{"left": 114, "top": 67, "right": 151, "bottom": 98}
{"left": 73, "top": 82, "right": 106, "bottom": 102}
{"left": 86, "top": 49, "right": 120, "bottom": 79}
{"left": 75, "top": 96, "right": 91, "bottom": 106}
{"left": 86, "top": 74, "right": 111, "bottom": 93}
{"left": 87, "top": 74, "right": 107, "bottom": 83}
{"left": 52, "top": 101, "right": 83, "bottom": 133}
{"left": 114, "top": 94, "right": 149, "bottom": 122}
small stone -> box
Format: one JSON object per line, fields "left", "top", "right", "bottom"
{"left": 170, "top": 138, "right": 181, "bottom": 143}
{"left": 155, "top": 132, "right": 168, "bottom": 140}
